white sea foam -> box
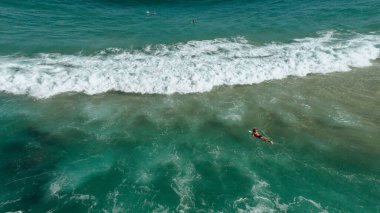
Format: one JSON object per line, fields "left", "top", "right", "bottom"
{"left": 47, "top": 153, "right": 113, "bottom": 197}
{"left": 0, "top": 199, "right": 21, "bottom": 209}
{"left": 233, "top": 180, "right": 277, "bottom": 212}
{"left": 233, "top": 179, "right": 331, "bottom": 212}
{"left": 0, "top": 32, "right": 379, "bottom": 98}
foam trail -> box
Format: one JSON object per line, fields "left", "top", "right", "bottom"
{"left": 0, "top": 32, "right": 379, "bottom": 98}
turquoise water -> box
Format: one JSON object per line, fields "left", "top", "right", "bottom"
{"left": 1, "top": 0, "right": 379, "bottom": 54}
{"left": 1, "top": 0, "right": 380, "bottom": 212}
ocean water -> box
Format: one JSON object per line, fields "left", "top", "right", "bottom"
{"left": 0, "top": 0, "right": 380, "bottom": 212}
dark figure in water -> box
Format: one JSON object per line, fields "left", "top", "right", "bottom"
{"left": 251, "top": 128, "right": 273, "bottom": 144}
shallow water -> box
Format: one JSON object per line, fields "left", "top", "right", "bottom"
{"left": 1, "top": 65, "right": 379, "bottom": 212}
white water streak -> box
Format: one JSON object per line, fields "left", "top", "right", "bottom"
{"left": 0, "top": 32, "right": 379, "bottom": 98}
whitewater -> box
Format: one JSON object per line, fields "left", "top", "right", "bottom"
{"left": 1, "top": 32, "right": 379, "bottom": 98}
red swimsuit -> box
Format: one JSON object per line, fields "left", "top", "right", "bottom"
{"left": 253, "top": 132, "right": 262, "bottom": 138}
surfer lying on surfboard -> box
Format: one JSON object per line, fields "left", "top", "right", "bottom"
{"left": 251, "top": 128, "right": 273, "bottom": 144}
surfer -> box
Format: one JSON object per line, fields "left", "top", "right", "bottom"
{"left": 251, "top": 128, "right": 273, "bottom": 144}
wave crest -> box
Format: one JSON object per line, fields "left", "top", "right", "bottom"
{"left": 0, "top": 32, "right": 379, "bottom": 98}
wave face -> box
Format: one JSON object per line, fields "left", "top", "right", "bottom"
{"left": 0, "top": 32, "right": 379, "bottom": 98}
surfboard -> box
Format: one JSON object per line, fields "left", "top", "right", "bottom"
{"left": 249, "top": 130, "right": 274, "bottom": 144}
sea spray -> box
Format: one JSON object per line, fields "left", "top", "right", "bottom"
{"left": 0, "top": 32, "right": 379, "bottom": 98}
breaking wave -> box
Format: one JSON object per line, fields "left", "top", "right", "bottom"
{"left": 0, "top": 32, "right": 379, "bottom": 98}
